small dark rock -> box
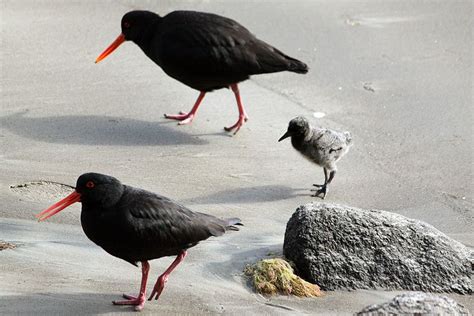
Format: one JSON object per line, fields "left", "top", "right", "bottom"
{"left": 363, "top": 82, "right": 376, "bottom": 92}
{"left": 357, "top": 292, "right": 470, "bottom": 315}
{"left": 283, "top": 203, "right": 472, "bottom": 294}
{"left": 0, "top": 241, "right": 17, "bottom": 251}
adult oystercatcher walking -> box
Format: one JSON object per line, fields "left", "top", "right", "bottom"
{"left": 95, "top": 10, "right": 308, "bottom": 133}
{"left": 36, "top": 173, "right": 241, "bottom": 311}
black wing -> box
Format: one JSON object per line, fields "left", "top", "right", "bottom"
{"left": 121, "top": 186, "right": 229, "bottom": 249}
{"left": 155, "top": 11, "right": 307, "bottom": 76}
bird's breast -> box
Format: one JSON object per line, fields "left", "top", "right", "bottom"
{"left": 80, "top": 208, "right": 114, "bottom": 247}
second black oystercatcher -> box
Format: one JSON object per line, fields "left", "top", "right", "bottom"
{"left": 36, "top": 173, "right": 242, "bottom": 311}
{"left": 95, "top": 10, "right": 308, "bottom": 134}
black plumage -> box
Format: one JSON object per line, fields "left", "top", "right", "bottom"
{"left": 36, "top": 173, "right": 241, "bottom": 311}
{"left": 96, "top": 10, "right": 308, "bottom": 133}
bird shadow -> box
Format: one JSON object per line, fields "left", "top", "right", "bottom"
{"left": 0, "top": 111, "right": 207, "bottom": 146}
{"left": 0, "top": 292, "right": 137, "bottom": 315}
{"left": 182, "top": 185, "right": 308, "bottom": 205}
{"left": 194, "top": 131, "right": 235, "bottom": 138}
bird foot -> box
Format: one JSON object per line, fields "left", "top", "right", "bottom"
{"left": 311, "top": 185, "right": 327, "bottom": 199}
{"left": 224, "top": 114, "right": 249, "bottom": 134}
{"left": 312, "top": 183, "right": 324, "bottom": 188}
{"left": 148, "top": 275, "right": 168, "bottom": 301}
{"left": 164, "top": 112, "right": 195, "bottom": 125}
{"left": 113, "top": 293, "right": 146, "bottom": 311}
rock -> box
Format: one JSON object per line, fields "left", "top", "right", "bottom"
{"left": 356, "top": 292, "right": 471, "bottom": 315}
{"left": 283, "top": 203, "right": 473, "bottom": 293}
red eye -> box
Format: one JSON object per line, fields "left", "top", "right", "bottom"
{"left": 123, "top": 22, "right": 130, "bottom": 28}
{"left": 86, "top": 181, "right": 95, "bottom": 188}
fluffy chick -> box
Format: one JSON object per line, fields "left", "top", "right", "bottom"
{"left": 279, "top": 116, "right": 352, "bottom": 198}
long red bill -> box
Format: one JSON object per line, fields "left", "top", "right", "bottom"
{"left": 36, "top": 191, "right": 81, "bottom": 222}
{"left": 95, "top": 34, "right": 125, "bottom": 64}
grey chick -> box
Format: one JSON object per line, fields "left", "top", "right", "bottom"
{"left": 279, "top": 116, "right": 352, "bottom": 199}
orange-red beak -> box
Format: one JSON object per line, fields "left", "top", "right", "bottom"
{"left": 95, "top": 34, "right": 126, "bottom": 64}
{"left": 36, "top": 191, "right": 81, "bottom": 222}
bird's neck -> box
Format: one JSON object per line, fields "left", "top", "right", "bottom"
{"left": 133, "top": 17, "right": 162, "bottom": 53}
{"left": 290, "top": 132, "right": 309, "bottom": 151}
{"left": 80, "top": 204, "right": 104, "bottom": 243}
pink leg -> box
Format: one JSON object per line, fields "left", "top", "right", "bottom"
{"left": 148, "top": 251, "right": 187, "bottom": 301}
{"left": 113, "top": 261, "right": 150, "bottom": 311}
{"left": 224, "top": 83, "right": 249, "bottom": 134}
{"left": 164, "top": 92, "right": 206, "bottom": 125}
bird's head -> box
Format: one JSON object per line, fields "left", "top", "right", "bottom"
{"left": 120, "top": 11, "right": 160, "bottom": 43}
{"left": 95, "top": 10, "right": 160, "bottom": 64}
{"left": 278, "top": 116, "right": 310, "bottom": 142}
{"left": 76, "top": 173, "right": 124, "bottom": 207}
{"left": 36, "top": 173, "right": 124, "bottom": 222}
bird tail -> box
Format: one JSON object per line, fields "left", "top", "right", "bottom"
{"left": 224, "top": 217, "right": 243, "bottom": 231}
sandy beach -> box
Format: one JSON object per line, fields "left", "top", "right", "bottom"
{"left": 1, "top": 0, "right": 472, "bottom": 314}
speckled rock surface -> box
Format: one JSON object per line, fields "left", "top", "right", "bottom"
{"left": 357, "top": 292, "right": 471, "bottom": 315}
{"left": 283, "top": 203, "right": 473, "bottom": 293}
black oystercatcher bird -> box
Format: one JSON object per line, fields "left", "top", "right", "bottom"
{"left": 279, "top": 116, "right": 353, "bottom": 199}
{"left": 36, "top": 173, "right": 241, "bottom": 311}
{"left": 95, "top": 10, "right": 308, "bottom": 134}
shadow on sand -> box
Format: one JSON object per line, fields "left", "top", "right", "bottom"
{"left": 0, "top": 112, "right": 207, "bottom": 146}
{"left": 0, "top": 292, "right": 140, "bottom": 315}
{"left": 182, "top": 185, "right": 310, "bottom": 205}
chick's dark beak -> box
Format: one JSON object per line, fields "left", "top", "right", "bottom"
{"left": 278, "top": 131, "right": 291, "bottom": 142}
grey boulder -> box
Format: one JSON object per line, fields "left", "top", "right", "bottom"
{"left": 283, "top": 203, "right": 473, "bottom": 293}
{"left": 357, "top": 292, "right": 470, "bottom": 315}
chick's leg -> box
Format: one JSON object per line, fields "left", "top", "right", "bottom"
{"left": 312, "top": 169, "right": 336, "bottom": 199}
{"left": 312, "top": 168, "right": 328, "bottom": 188}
